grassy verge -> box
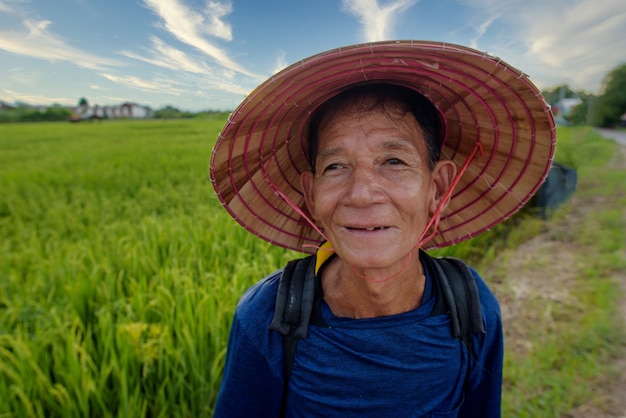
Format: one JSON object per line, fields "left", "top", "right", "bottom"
{"left": 495, "top": 127, "right": 625, "bottom": 416}
{"left": 433, "top": 126, "right": 625, "bottom": 416}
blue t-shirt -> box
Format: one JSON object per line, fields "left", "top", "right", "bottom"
{"left": 214, "top": 256, "right": 503, "bottom": 417}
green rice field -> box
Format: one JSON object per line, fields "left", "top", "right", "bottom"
{"left": 1, "top": 119, "right": 623, "bottom": 417}
{"left": 0, "top": 119, "right": 297, "bottom": 417}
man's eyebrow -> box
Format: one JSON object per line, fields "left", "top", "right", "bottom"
{"left": 382, "top": 138, "right": 420, "bottom": 150}
{"left": 315, "top": 148, "right": 342, "bottom": 160}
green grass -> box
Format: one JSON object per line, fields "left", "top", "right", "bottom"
{"left": 0, "top": 120, "right": 623, "bottom": 416}
{"left": 498, "top": 126, "right": 626, "bottom": 417}
{"left": 0, "top": 120, "right": 295, "bottom": 417}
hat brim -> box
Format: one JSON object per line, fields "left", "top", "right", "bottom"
{"left": 210, "top": 40, "right": 556, "bottom": 254}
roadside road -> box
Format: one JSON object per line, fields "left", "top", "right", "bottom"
{"left": 597, "top": 128, "right": 626, "bottom": 147}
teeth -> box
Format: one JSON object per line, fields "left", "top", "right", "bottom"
{"left": 365, "top": 227, "right": 375, "bottom": 231}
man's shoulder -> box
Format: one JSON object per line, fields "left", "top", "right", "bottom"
{"left": 466, "top": 265, "right": 502, "bottom": 318}
{"left": 235, "top": 268, "right": 283, "bottom": 325}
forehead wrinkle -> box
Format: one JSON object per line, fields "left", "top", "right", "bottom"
{"left": 316, "top": 147, "right": 342, "bottom": 161}
{"left": 382, "top": 138, "right": 421, "bottom": 152}
{"left": 316, "top": 137, "right": 421, "bottom": 160}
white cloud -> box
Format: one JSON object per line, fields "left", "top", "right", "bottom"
{"left": 100, "top": 73, "right": 186, "bottom": 95}
{"left": 99, "top": 68, "right": 250, "bottom": 102}
{"left": 341, "top": 0, "right": 419, "bottom": 41}
{"left": 120, "top": 35, "right": 252, "bottom": 99}
{"left": 0, "top": 18, "right": 123, "bottom": 70}
{"left": 142, "top": 0, "right": 259, "bottom": 78}
{"left": 271, "top": 50, "right": 288, "bottom": 75}
{"left": 459, "top": 0, "right": 626, "bottom": 92}
{"left": 122, "top": 36, "right": 210, "bottom": 74}
{"left": 1, "top": 88, "right": 76, "bottom": 106}
{"left": 200, "top": 76, "right": 250, "bottom": 97}
{"left": 0, "top": 0, "right": 27, "bottom": 14}
{"left": 469, "top": 13, "right": 500, "bottom": 49}
{"left": 517, "top": 0, "right": 626, "bottom": 92}
{"left": 7, "top": 67, "right": 40, "bottom": 86}
{"left": 204, "top": 1, "right": 233, "bottom": 40}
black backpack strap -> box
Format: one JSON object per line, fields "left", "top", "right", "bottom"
{"left": 268, "top": 256, "right": 317, "bottom": 339}
{"left": 442, "top": 257, "right": 486, "bottom": 337}
{"left": 270, "top": 251, "right": 485, "bottom": 416}
{"left": 268, "top": 256, "right": 317, "bottom": 417}
{"left": 421, "top": 251, "right": 486, "bottom": 355}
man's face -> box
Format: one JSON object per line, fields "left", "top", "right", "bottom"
{"left": 301, "top": 99, "right": 449, "bottom": 272}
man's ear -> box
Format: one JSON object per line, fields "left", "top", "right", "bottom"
{"left": 429, "top": 160, "right": 457, "bottom": 214}
{"left": 300, "top": 170, "right": 317, "bottom": 220}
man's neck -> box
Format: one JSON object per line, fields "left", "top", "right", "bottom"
{"left": 320, "top": 255, "right": 426, "bottom": 319}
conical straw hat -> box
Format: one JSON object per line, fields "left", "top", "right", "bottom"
{"left": 210, "top": 40, "right": 556, "bottom": 254}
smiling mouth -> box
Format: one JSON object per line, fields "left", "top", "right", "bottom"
{"left": 347, "top": 226, "right": 388, "bottom": 231}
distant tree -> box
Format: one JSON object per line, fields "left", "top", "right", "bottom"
{"left": 153, "top": 105, "right": 194, "bottom": 119}
{"left": 200, "top": 110, "right": 231, "bottom": 120}
{"left": 142, "top": 105, "right": 154, "bottom": 118}
{"left": 589, "top": 63, "right": 626, "bottom": 127}
{"left": 43, "top": 107, "right": 73, "bottom": 121}
{"left": 563, "top": 92, "right": 597, "bottom": 126}
{"left": 78, "top": 97, "right": 89, "bottom": 107}
{"left": 568, "top": 102, "right": 589, "bottom": 126}
{"left": 541, "top": 84, "right": 578, "bottom": 106}
{"left": 0, "top": 108, "right": 20, "bottom": 123}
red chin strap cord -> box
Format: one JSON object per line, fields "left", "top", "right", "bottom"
{"left": 352, "top": 140, "right": 484, "bottom": 283}
{"left": 271, "top": 141, "right": 484, "bottom": 282}
{"left": 413, "top": 140, "right": 484, "bottom": 251}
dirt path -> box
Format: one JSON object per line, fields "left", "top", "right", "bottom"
{"left": 488, "top": 130, "right": 626, "bottom": 417}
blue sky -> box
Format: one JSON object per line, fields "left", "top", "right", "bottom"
{"left": 0, "top": 0, "right": 624, "bottom": 111}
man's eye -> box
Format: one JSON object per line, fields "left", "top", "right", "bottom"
{"left": 386, "top": 158, "right": 405, "bottom": 165}
{"left": 322, "top": 163, "right": 341, "bottom": 172}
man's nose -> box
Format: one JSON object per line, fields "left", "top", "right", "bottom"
{"left": 345, "top": 164, "right": 383, "bottom": 205}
